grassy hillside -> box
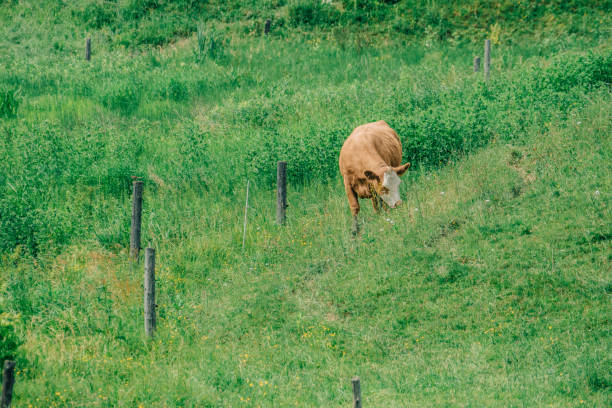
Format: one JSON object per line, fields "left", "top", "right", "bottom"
{"left": 1, "top": 1, "right": 611, "bottom": 406}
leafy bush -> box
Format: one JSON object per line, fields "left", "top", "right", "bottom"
{"left": 175, "top": 121, "right": 211, "bottom": 187}
{"left": 0, "top": 121, "right": 86, "bottom": 255}
{"left": 245, "top": 49, "right": 611, "bottom": 187}
{"left": 247, "top": 125, "right": 349, "bottom": 186}
{"left": 0, "top": 87, "right": 20, "bottom": 118}
{"left": 0, "top": 118, "right": 149, "bottom": 254}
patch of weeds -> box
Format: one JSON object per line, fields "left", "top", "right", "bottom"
{"left": 508, "top": 149, "right": 523, "bottom": 166}
{"left": 175, "top": 121, "right": 211, "bottom": 187}
{"left": 288, "top": 0, "right": 340, "bottom": 27}
{"left": 590, "top": 231, "right": 612, "bottom": 243}
{"left": 98, "top": 78, "right": 143, "bottom": 115}
{"left": 95, "top": 216, "right": 129, "bottom": 252}
{"left": 576, "top": 230, "right": 612, "bottom": 246}
{"left": 511, "top": 184, "right": 522, "bottom": 197}
{"left": 425, "top": 218, "right": 461, "bottom": 246}
{"left": 195, "top": 25, "right": 229, "bottom": 62}
{"left": 584, "top": 356, "right": 612, "bottom": 392}
{"left": 0, "top": 306, "right": 22, "bottom": 363}
{"left": 306, "top": 259, "right": 331, "bottom": 276}
{"left": 0, "top": 86, "right": 21, "bottom": 118}
{"left": 435, "top": 260, "right": 470, "bottom": 284}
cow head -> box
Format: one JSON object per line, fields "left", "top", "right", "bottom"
{"left": 364, "top": 163, "right": 410, "bottom": 208}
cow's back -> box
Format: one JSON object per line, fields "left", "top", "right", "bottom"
{"left": 339, "top": 120, "right": 402, "bottom": 175}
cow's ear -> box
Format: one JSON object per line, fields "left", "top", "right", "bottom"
{"left": 364, "top": 170, "right": 379, "bottom": 181}
{"left": 394, "top": 163, "right": 411, "bottom": 176}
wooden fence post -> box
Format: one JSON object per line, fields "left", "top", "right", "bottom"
{"left": 86, "top": 38, "right": 91, "bottom": 61}
{"left": 473, "top": 56, "right": 480, "bottom": 72}
{"left": 264, "top": 19, "right": 271, "bottom": 35}
{"left": 1, "top": 360, "right": 15, "bottom": 408}
{"left": 276, "top": 161, "right": 287, "bottom": 225}
{"left": 352, "top": 377, "right": 362, "bottom": 408}
{"left": 144, "top": 248, "right": 156, "bottom": 337}
{"left": 130, "top": 180, "right": 143, "bottom": 261}
{"left": 484, "top": 39, "right": 491, "bottom": 81}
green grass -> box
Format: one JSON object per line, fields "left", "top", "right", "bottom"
{"left": 0, "top": 1, "right": 611, "bottom": 406}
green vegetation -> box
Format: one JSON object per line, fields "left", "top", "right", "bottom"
{"left": 0, "top": 1, "right": 610, "bottom": 406}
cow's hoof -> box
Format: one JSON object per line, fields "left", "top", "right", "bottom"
{"left": 351, "top": 217, "right": 360, "bottom": 236}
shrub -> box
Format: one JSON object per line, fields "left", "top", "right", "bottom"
{"left": 246, "top": 125, "right": 349, "bottom": 187}
{"left": 0, "top": 121, "right": 85, "bottom": 255}
{"left": 175, "top": 121, "right": 211, "bottom": 187}
{"left": 0, "top": 118, "right": 150, "bottom": 255}
{"left": 244, "top": 49, "right": 611, "bottom": 187}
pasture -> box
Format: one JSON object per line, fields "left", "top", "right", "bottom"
{"left": 0, "top": 1, "right": 610, "bottom": 406}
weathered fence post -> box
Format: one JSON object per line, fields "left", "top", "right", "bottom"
{"left": 144, "top": 248, "right": 156, "bottom": 337}
{"left": 130, "top": 180, "right": 143, "bottom": 261}
{"left": 85, "top": 38, "right": 91, "bottom": 61}
{"left": 352, "top": 377, "right": 362, "bottom": 408}
{"left": 484, "top": 39, "right": 491, "bottom": 81}
{"left": 1, "top": 360, "right": 15, "bottom": 408}
{"left": 264, "top": 19, "right": 271, "bottom": 35}
{"left": 473, "top": 56, "right": 480, "bottom": 72}
{"left": 276, "top": 161, "right": 287, "bottom": 225}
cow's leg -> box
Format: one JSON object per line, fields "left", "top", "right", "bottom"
{"left": 352, "top": 215, "right": 360, "bottom": 236}
{"left": 371, "top": 196, "right": 383, "bottom": 213}
{"left": 344, "top": 177, "right": 360, "bottom": 217}
{"left": 344, "top": 177, "right": 360, "bottom": 235}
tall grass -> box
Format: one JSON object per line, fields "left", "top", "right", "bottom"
{"left": 0, "top": 38, "right": 609, "bottom": 255}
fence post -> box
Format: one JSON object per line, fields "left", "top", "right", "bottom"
{"left": 86, "top": 38, "right": 91, "bottom": 61}
{"left": 144, "top": 248, "right": 156, "bottom": 337}
{"left": 1, "top": 360, "right": 15, "bottom": 408}
{"left": 484, "top": 39, "right": 491, "bottom": 81}
{"left": 130, "top": 180, "right": 143, "bottom": 261}
{"left": 473, "top": 56, "right": 480, "bottom": 72}
{"left": 264, "top": 19, "right": 271, "bottom": 35}
{"left": 352, "top": 377, "right": 362, "bottom": 408}
{"left": 276, "top": 161, "right": 287, "bottom": 225}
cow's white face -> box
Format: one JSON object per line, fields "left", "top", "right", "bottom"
{"left": 380, "top": 169, "right": 402, "bottom": 208}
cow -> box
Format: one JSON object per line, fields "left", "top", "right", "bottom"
{"left": 339, "top": 120, "right": 410, "bottom": 233}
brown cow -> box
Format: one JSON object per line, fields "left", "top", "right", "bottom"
{"left": 339, "top": 120, "right": 410, "bottom": 231}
